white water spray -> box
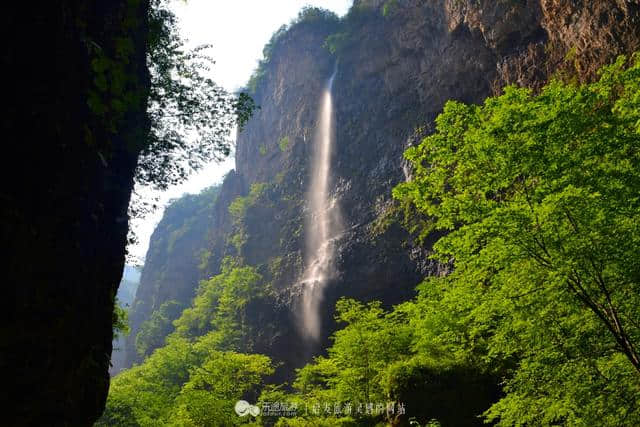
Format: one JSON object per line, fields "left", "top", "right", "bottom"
{"left": 299, "top": 66, "right": 341, "bottom": 342}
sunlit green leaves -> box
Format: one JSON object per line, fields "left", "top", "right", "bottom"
{"left": 100, "top": 332, "right": 272, "bottom": 426}
{"left": 394, "top": 53, "right": 640, "bottom": 425}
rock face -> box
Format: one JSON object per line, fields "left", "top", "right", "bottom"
{"left": 1, "top": 1, "right": 149, "bottom": 425}
{"left": 126, "top": 0, "right": 640, "bottom": 380}
{"left": 125, "top": 186, "right": 222, "bottom": 366}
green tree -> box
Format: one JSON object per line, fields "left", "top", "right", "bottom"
{"left": 135, "top": 0, "right": 255, "bottom": 191}
{"left": 173, "top": 259, "right": 269, "bottom": 352}
{"left": 287, "top": 299, "right": 413, "bottom": 424}
{"left": 135, "top": 300, "right": 183, "bottom": 358}
{"left": 99, "top": 335, "right": 197, "bottom": 425}
{"left": 169, "top": 338, "right": 272, "bottom": 426}
{"left": 102, "top": 260, "right": 275, "bottom": 425}
{"left": 99, "top": 332, "right": 273, "bottom": 426}
{"left": 393, "top": 54, "right": 640, "bottom": 425}
{"left": 113, "top": 297, "right": 130, "bottom": 342}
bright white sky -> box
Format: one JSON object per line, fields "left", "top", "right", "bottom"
{"left": 128, "top": 0, "right": 352, "bottom": 263}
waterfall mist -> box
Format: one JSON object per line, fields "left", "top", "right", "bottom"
{"left": 299, "top": 66, "right": 341, "bottom": 342}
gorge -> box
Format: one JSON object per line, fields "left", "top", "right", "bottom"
{"left": 125, "top": 1, "right": 640, "bottom": 383}
{"left": 109, "top": 2, "right": 640, "bottom": 425}
{"left": 4, "top": 0, "right": 640, "bottom": 425}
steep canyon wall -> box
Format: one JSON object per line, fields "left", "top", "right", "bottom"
{"left": 126, "top": 0, "right": 640, "bottom": 379}
{"left": 2, "top": 1, "right": 150, "bottom": 424}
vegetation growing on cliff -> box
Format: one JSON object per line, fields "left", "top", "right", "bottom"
{"left": 392, "top": 54, "right": 640, "bottom": 425}
{"left": 173, "top": 258, "right": 274, "bottom": 352}
{"left": 135, "top": 300, "right": 183, "bottom": 358}
{"left": 99, "top": 333, "right": 273, "bottom": 426}
{"left": 112, "top": 299, "right": 130, "bottom": 342}
{"left": 228, "top": 182, "right": 269, "bottom": 253}
{"left": 245, "top": 7, "right": 340, "bottom": 94}
{"left": 100, "top": 262, "right": 274, "bottom": 425}
{"left": 106, "top": 54, "right": 640, "bottom": 426}
{"left": 125, "top": 184, "right": 222, "bottom": 364}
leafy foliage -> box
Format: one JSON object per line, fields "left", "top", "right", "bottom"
{"left": 124, "top": 0, "right": 256, "bottom": 259}
{"left": 99, "top": 333, "right": 273, "bottom": 426}
{"left": 101, "top": 263, "right": 274, "bottom": 425}
{"left": 382, "top": 0, "right": 399, "bottom": 17}
{"left": 295, "top": 299, "right": 412, "bottom": 406}
{"left": 323, "top": 32, "right": 349, "bottom": 56}
{"left": 228, "top": 182, "right": 269, "bottom": 253}
{"left": 246, "top": 24, "right": 288, "bottom": 94}
{"left": 135, "top": 300, "right": 183, "bottom": 358}
{"left": 127, "top": 184, "right": 223, "bottom": 361}
{"left": 113, "top": 298, "right": 130, "bottom": 342}
{"left": 135, "top": 0, "right": 256, "bottom": 191}
{"left": 271, "top": 298, "right": 498, "bottom": 426}
{"left": 279, "top": 136, "right": 290, "bottom": 152}
{"left": 393, "top": 54, "right": 640, "bottom": 425}
{"left": 229, "top": 183, "right": 269, "bottom": 223}
{"left": 173, "top": 259, "right": 270, "bottom": 352}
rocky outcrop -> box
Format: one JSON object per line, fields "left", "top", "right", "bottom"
{"left": 127, "top": 0, "right": 640, "bottom": 381}
{"left": 1, "top": 1, "right": 150, "bottom": 425}
{"left": 446, "top": 0, "right": 640, "bottom": 90}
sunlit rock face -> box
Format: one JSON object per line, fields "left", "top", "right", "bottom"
{"left": 126, "top": 0, "right": 640, "bottom": 383}
{"left": 1, "top": 1, "right": 150, "bottom": 425}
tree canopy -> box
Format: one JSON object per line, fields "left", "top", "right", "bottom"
{"left": 393, "top": 53, "right": 640, "bottom": 425}
{"left": 101, "top": 263, "right": 274, "bottom": 426}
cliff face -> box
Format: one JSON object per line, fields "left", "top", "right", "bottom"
{"left": 446, "top": 0, "right": 640, "bottom": 89}
{"left": 1, "top": 1, "right": 150, "bottom": 425}
{"left": 125, "top": 186, "right": 221, "bottom": 366}
{"left": 127, "top": 0, "right": 640, "bottom": 378}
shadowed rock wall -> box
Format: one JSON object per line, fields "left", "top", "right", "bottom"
{"left": 1, "top": 1, "right": 150, "bottom": 424}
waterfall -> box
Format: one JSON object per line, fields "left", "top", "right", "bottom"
{"left": 299, "top": 66, "right": 341, "bottom": 342}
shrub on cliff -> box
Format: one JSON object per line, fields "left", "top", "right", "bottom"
{"left": 245, "top": 7, "right": 339, "bottom": 94}
{"left": 99, "top": 333, "right": 273, "bottom": 426}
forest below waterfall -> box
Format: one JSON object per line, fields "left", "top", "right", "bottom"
{"left": 97, "top": 1, "right": 640, "bottom": 427}
{"left": 101, "top": 54, "right": 640, "bottom": 426}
